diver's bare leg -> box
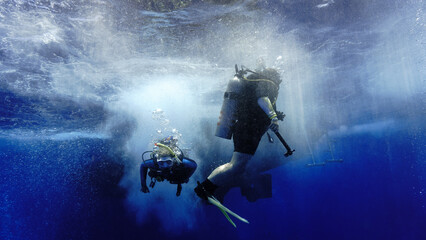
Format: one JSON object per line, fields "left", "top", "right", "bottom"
{"left": 207, "top": 152, "right": 252, "bottom": 186}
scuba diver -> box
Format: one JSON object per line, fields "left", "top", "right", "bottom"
{"left": 140, "top": 136, "right": 197, "bottom": 196}
{"left": 195, "top": 64, "right": 283, "bottom": 201}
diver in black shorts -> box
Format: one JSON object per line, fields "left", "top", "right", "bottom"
{"left": 195, "top": 66, "right": 282, "bottom": 200}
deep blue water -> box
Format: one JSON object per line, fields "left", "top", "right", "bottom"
{"left": 1, "top": 0, "right": 425, "bottom": 239}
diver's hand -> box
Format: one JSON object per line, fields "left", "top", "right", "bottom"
{"left": 270, "top": 117, "right": 279, "bottom": 133}
{"left": 141, "top": 185, "right": 150, "bottom": 193}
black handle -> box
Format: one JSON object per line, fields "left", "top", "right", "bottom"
{"left": 274, "top": 131, "right": 295, "bottom": 157}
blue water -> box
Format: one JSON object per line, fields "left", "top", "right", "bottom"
{"left": 1, "top": 0, "right": 425, "bottom": 239}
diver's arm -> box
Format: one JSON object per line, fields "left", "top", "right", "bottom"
{"left": 182, "top": 158, "right": 197, "bottom": 177}
{"left": 140, "top": 162, "right": 150, "bottom": 193}
{"left": 257, "top": 97, "right": 279, "bottom": 132}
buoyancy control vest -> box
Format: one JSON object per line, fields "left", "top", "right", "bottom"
{"left": 215, "top": 65, "right": 280, "bottom": 139}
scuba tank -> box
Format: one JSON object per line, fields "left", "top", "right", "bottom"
{"left": 215, "top": 65, "right": 244, "bottom": 139}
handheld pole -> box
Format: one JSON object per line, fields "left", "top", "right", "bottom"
{"left": 274, "top": 131, "right": 295, "bottom": 157}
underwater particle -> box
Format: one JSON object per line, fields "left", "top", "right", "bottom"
{"left": 161, "top": 119, "right": 170, "bottom": 125}
{"left": 316, "top": 0, "right": 335, "bottom": 8}
{"left": 152, "top": 108, "right": 164, "bottom": 120}
{"left": 153, "top": 108, "right": 163, "bottom": 114}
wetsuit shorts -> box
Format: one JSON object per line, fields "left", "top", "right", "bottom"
{"left": 233, "top": 119, "right": 270, "bottom": 155}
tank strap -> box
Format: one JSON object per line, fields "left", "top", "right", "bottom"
{"left": 224, "top": 92, "right": 239, "bottom": 100}
{"left": 242, "top": 77, "right": 278, "bottom": 88}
